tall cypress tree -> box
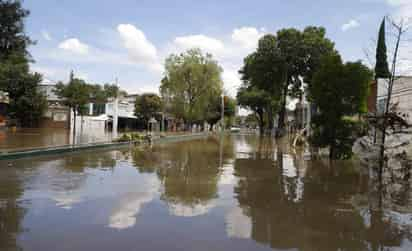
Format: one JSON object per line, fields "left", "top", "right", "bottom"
{"left": 375, "top": 18, "right": 391, "bottom": 79}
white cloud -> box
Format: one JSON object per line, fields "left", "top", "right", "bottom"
{"left": 225, "top": 206, "right": 252, "bottom": 239}
{"left": 117, "top": 24, "right": 162, "bottom": 73}
{"left": 167, "top": 201, "right": 216, "bottom": 217}
{"left": 231, "top": 27, "right": 264, "bottom": 49}
{"left": 173, "top": 34, "right": 224, "bottom": 54}
{"left": 341, "top": 19, "right": 360, "bottom": 31}
{"left": 222, "top": 69, "right": 241, "bottom": 96}
{"left": 58, "top": 38, "right": 89, "bottom": 55}
{"left": 41, "top": 30, "right": 52, "bottom": 41}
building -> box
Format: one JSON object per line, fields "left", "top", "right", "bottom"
{"left": 374, "top": 77, "right": 412, "bottom": 124}
{"left": 0, "top": 91, "right": 9, "bottom": 128}
{"left": 38, "top": 83, "right": 71, "bottom": 128}
{"left": 39, "top": 81, "right": 142, "bottom": 131}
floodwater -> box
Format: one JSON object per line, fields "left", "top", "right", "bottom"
{"left": 0, "top": 128, "right": 115, "bottom": 151}
{"left": 0, "top": 134, "right": 411, "bottom": 251}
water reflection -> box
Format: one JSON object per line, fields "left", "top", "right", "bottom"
{"left": 232, "top": 135, "right": 412, "bottom": 251}
{"left": 0, "top": 134, "right": 411, "bottom": 251}
{"left": 0, "top": 165, "right": 25, "bottom": 251}
{"left": 108, "top": 175, "right": 159, "bottom": 229}
{"left": 131, "top": 137, "right": 235, "bottom": 217}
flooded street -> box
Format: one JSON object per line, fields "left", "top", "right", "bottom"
{"left": 0, "top": 134, "right": 411, "bottom": 251}
{"left": 0, "top": 128, "right": 116, "bottom": 151}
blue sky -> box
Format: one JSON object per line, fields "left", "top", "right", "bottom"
{"left": 24, "top": 0, "right": 411, "bottom": 95}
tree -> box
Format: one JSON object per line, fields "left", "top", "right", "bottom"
{"left": 0, "top": 0, "right": 46, "bottom": 127}
{"left": 134, "top": 93, "right": 162, "bottom": 128}
{"left": 375, "top": 18, "right": 391, "bottom": 79}
{"left": 160, "top": 49, "right": 223, "bottom": 127}
{"left": 309, "top": 54, "right": 372, "bottom": 159}
{"left": 88, "top": 83, "right": 119, "bottom": 104}
{"left": 239, "top": 35, "right": 284, "bottom": 132}
{"left": 239, "top": 28, "right": 335, "bottom": 136}
{"left": 54, "top": 73, "right": 90, "bottom": 141}
{"left": 375, "top": 18, "right": 408, "bottom": 186}
{"left": 237, "top": 85, "right": 273, "bottom": 135}
{"left": 4, "top": 69, "right": 47, "bottom": 127}
{"left": 0, "top": 0, "right": 33, "bottom": 62}
{"left": 204, "top": 95, "right": 236, "bottom": 131}
{"left": 275, "top": 27, "right": 336, "bottom": 135}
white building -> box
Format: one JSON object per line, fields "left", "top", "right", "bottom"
{"left": 38, "top": 82, "right": 139, "bottom": 131}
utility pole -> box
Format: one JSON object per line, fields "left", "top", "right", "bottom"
{"left": 221, "top": 93, "right": 224, "bottom": 133}
{"left": 113, "top": 77, "right": 119, "bottom": 139}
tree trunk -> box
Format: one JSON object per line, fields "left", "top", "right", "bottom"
{"left": 257, "top": 111, "right": 265, "bottom": 135}
{"left": 329, "top": 145, "right": 335, "bottom": 159}
{"left": 210, "top": 123, "right": 215, "bottom": 131}
{"left": 268, "top": 107, "right": 274, "bottom": 135}
{"left": 277, "top": 82, "right": 289, "bottom": 137}
{"left": 378, "top": 20, "right": 403, "bottom": 186}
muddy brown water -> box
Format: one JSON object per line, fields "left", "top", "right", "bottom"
{"left": 0, "top": 134, "right": 411, "bottom": 251}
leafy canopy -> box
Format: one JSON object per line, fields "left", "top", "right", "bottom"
{"left": 309, "top": 54, "right": 372, "bottom": 159}
{"left": 161, "top": 48, "right": 223, "bottom": 123}
{"left": 134, "top": 93, "right": 162, "bottom": 123}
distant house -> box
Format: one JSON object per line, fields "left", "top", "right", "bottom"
{"left": 0, "top": 91, "right": 9, "bottom": 128}
{"left": 38, "top": 82, "right": 71, "bottom": 129}
{"left": 38, "top": 81, "right": 143, "bottom": 131}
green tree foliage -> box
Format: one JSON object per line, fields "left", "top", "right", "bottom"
{"left": 54, "top": 75, "right": 91, "bottom": 116}
{"left": 1, "top": 62, "right": 47, "bottom": 127}
{"left": 88, "top": 83, "right": 119, "bottom": 104}
{"left": 0, "top": 0, "right": 33, "bottom": 61}
{"left": 237, "top": 85, "right": 273, "bottom": 134}
{"left": 308, "top": 54, "right": 373, "bottom": 159}
{"left": 0, "top": 1, "right": 46, "bottom": 127}
{"left": 134, "top": 93, "right": 162, "bottom": 127}
{"left": 239, "top": 35, "right": 283, "bottom": 132}
{"left": 204, "top": 95, "right": 236, "bottom": 130}
{"left": 238, "top": 27, "right": 335, "bottom": 135}
{"left": 205, "top": 95, "right": 236, "bottom": 130}
{"left": 375, "top": 18, "right": 391, "bottom": 79}
{"left": 160, "top": 49, "right": 223, "bottom": 126}
{"left": 275, "top": 27, "right": 335, "bottom": 132}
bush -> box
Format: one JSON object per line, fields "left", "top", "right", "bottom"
{"left": 116, "top": 134, "right": 131, "bottom": 142}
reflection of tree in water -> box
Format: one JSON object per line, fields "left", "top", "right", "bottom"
{"left": 0, "top": 165, "right": 25, "bottom": 251}
{"left": 58, "top": 151, "right": 117, "bottom": 172}
{"left": 131, "top": 136, "right": 235, "bottom": 216}
{"left": 233, "top": 137, "right": 411, "bottom": 251}
{"left": 160, "top": 137, "right": 234, "bottom": 214}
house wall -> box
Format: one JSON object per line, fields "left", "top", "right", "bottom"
{"left": 40, "top": 106, "right": 71, "bottom": 129}
{"left": 377, "top": 77, "right": 412, "bottom": 124}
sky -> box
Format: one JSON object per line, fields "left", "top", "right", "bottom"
{"left": 23, "top": 0, "right": 412, "bottom": 96}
